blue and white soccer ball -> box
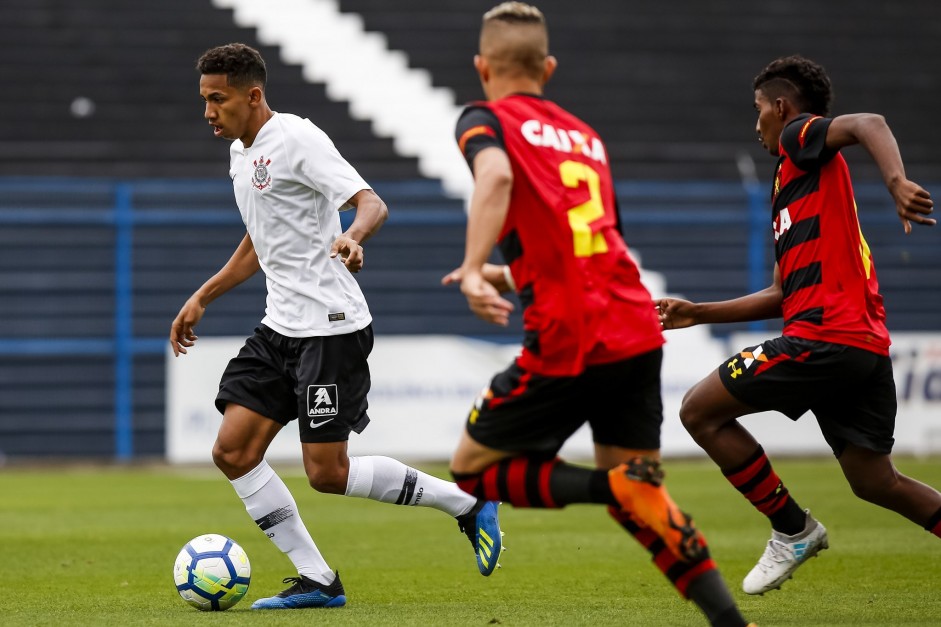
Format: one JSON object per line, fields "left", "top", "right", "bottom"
{"left": 173, "top": 533, "right": 251, "bottom": 611}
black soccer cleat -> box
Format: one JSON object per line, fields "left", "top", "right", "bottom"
{"left": 250, "top": 571, "right": 346, "bottom": 609}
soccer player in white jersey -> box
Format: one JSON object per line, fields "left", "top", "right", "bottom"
{"left": 170, "top": 43, "right": 501, "bottom": 610}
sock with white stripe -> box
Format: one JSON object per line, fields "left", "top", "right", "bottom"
{"left": 345, "top": 455, "right": 477, "bottom": 517}
{"left": 230, "top": 460, "right": 335, "bottom": 585}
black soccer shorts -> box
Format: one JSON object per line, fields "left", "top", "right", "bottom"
{"left": 215, "top": 324, "right": 373, "bottom": 443}
{"left": 718, "top": 335, "right": 897, "bottom": 456}
{"left": 465, "top": 348, "right": 664, "bottom": 456}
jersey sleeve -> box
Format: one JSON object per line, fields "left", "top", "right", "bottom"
{"left": 292, "top": 119, "right": 370, "bottom": 211}
{"left": 454, "top": 106, "right": 505, "bottom": 172}
{"left": 780, "top": 114, "right": 836, "bottom": 171}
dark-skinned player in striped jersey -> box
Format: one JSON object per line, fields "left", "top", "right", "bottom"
{"left": 658, "top": 54, "right": 940, "bottom": 596}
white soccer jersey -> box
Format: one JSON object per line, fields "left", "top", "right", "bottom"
{"left": 229, "top": 112, "right": 372, "bottom": 337}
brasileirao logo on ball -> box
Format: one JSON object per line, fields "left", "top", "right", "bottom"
{"left": 173, "top": 533, "right": 251, "bottom": 611}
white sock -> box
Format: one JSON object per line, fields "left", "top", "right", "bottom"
{"left": 344, "top": 455, "right": 477, "bottom": 517}
{"left": 230, "top": 460, "right": 335, "bottom": 585}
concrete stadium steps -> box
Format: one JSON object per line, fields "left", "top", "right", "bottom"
{"left": 3, "top": 1, "right": 937, "bottom": 182}
{"left": 338, "top": 0, "right": 941, "bottom": 182}
{"left": 0, "top": 0, "right": 421, "bottom": 180}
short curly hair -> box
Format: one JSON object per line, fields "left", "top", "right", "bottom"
{"left": 753, "top": 55, "right": 833, "bottom": 117}
{"left": 196, "top": 43, "right": 267, "bottom": 89}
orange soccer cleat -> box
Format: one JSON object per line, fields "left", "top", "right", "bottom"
{"left": 609, "top": 457, "right": 707, "bottom": 562}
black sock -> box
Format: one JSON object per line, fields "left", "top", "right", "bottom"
{"left": 769, "top": 499, "right": 807, "bottom": 536}
{"left": 549, "top": 463, "right": 615, "bottom": 506}
{"left": 685, "top": 569, "right": 748, "bottom": 627}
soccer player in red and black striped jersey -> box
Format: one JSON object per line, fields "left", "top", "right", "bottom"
{"left": 443, "top": 4, "right": 750, "bottom": 626}
{"left": 658, "top": 55, "right": 940, "bottom": 596}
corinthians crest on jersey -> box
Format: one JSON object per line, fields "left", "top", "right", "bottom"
{"left": 252, "top": 156, "right": 272, "bottom": 190}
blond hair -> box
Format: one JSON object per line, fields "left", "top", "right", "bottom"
{"left": 480, "top": 2, "right": 548, "bottom": 80}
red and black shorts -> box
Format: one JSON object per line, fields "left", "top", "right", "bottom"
{"left": 718, "top": 335, "right": 896, "bottom": 456}
{"left": 465, "top": 348, "right": 664, "bottom": 456}
{"left": 215, "top": 324, "right": 373, "bottom": 443}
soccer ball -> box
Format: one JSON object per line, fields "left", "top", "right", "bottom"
{"left": 173, "top": 534, "right": 251, "bottom": 611}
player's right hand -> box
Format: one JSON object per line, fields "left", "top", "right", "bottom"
{"left": 170, "top": 297, "right": 206, "bottom": 356}
{"left": 655, "top": 297, "right": 697, "bottom": 330}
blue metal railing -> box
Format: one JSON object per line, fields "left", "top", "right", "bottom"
{"left": 0, "top": 177, "right": 774, "bottom": 459}
{"left": 0, "top": 178, "right": 241, "bottom": 460}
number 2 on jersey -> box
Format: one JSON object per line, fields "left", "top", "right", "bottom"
{"left": 560, "top": 160, "right": 608, "bottom": 257}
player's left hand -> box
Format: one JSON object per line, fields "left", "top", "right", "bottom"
{"left": 890, "top": 179, "right": 935, "bottom": 234}
{"left": 441, "top": 263, "right": 509, "bottom": 290}
{"left": 331, "top": 235, "right": 364, "bottom": 272}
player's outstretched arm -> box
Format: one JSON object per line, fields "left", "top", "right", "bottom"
{"left": 331, "top": 189, "right": 389, "bottom": 273}
{"left": 657, "top": 265, "right": 784, "bottom": 329}
{"left": 459, "top": 147, "right": 515, "bottom": 326}
{"left": 826, "top": 113, "right": 935, "bottom": 234}
{"left": 170, "top": 232, "right": 260, "bottom": 356}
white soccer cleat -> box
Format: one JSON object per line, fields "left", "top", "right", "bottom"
{"left": 743, "top": 509, "right": 829, "bottom": 595}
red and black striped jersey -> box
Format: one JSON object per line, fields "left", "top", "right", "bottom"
{"left": 771, "top": 113, "right": 890, "bottom": 355}
{"left": 455, "top": 93, "right": 663, "bottom": 377}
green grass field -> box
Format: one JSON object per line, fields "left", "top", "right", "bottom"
{"left": 1, "top": 457, "right": 939, "bottom": 626}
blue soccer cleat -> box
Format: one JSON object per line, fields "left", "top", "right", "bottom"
{"left": 250, "top": 572, "right": 346, "bottom": 609}
{"left": 457, "top": 500, "right": 504, "bottom": 576}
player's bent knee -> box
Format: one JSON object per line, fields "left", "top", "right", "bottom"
{"left": 678, "top": 397, "right": 707, "bottom": 437}
{"left": 844, "top": 456, "right": 902, "bottom": 506}
{"left": 678, "top": 392, "right": 729, "bottom": 442}
{"left": 848, "top": 474, "right": 896, "bottom": 506}
{"left": 211, "top": 443, "right": 264, "bottom": 479}
{"left": 849, "top": 481, "right": 881, "bottom": 505}
{"left": 306, "top": 468, "right": 348, "bottom": 495}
